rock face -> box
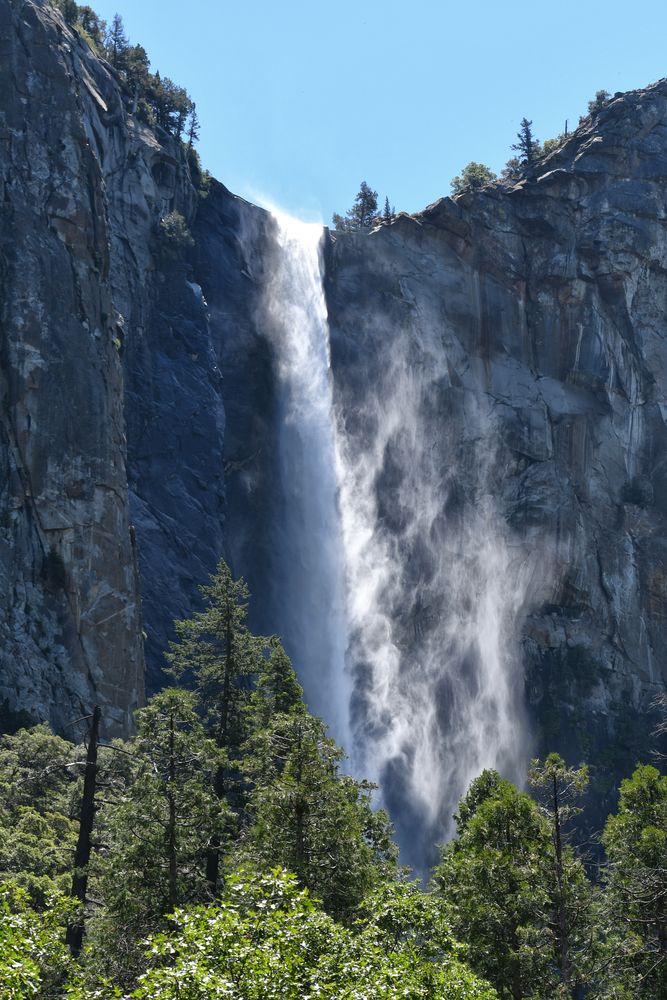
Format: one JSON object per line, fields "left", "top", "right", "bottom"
{"left": 322, "top": 89, "right": 667, "bottom": 821}
{"left": 1, "top": 0, "right": 665, "bottom": 823}
{"left": 0, "top": 0, "right": 145, "bottom": 733}
{"left": 0, "top": 0, "right": 271, "bottom": 722}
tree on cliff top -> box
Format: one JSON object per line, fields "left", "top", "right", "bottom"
{"left": 332, "top": 181, "right": 380, "bottom": 231}
{"left": 511, "top": 117, "right": 540, "bottom": 165}
{"left": 450, "top": 162, "right": 497, "bottom": 195}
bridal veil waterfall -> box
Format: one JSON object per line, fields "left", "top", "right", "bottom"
{"left": 262, "top": 212, "right": 537, "bottom": 868}
{"left": 261, "top": 214, "right": 352, "bottom": 749}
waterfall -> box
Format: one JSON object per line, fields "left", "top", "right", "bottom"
{"left": 262, "top": 212, "right": 536, "bottom": 870}
{"left": 261, "top": 212, "right": 351, "bottom": 749}
{"left": 334, "top": 346, "right": 534, "bottom": 866}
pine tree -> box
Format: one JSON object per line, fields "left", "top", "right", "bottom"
{"left": 600, "top": 764, "right": 667, "bottom": 998}
{"left": 332, "top": 181, "right": 380, "bottom": 231}
{"left": 166, "top": 559, "right": 269, "bottom": 891}
{"left": 511, "top": 118, "right": 539, "bottom": 165}
{"left": 528, "top": 754, "right": 594, "bottom": 996}
{"left": 105, "top": 13, "right": 128, "bottom": 69}
{"left": 186, "top": 104, "right": 200, "bottom": 151}
{"left": 242, "top": 711, "right": 396, "bottom": 919}
{"left": 89, "top": 689, "right": 226, "bottom": 988}
{"left": 434, "top": 771, "right": 558, "bottom": 1000}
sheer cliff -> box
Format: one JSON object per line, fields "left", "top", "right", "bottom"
{"left": 1, "top": 0, "right": 665, "bottom": 821}
{"left": 323, "top": 99, "right": 667, "bottom": 822}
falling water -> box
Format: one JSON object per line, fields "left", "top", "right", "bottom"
{"left": 334, "top": 341, "right": 535, "bottom": 867}
{"left": 262, "top": 213, "right": 537, "bottom": 870}
{"left": 261, "top": 212, "right": 351, "bottom": 748}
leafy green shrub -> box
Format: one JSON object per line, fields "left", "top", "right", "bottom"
{"left": 156, "top": 211, "right": 194, "bottom": 260}
{"left": 450, "top": 162, "right": 497, "bottom": 195}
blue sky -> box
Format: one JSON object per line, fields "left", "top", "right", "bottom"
{"left": 93, "top": 0, "right": 667, "bottom": 222}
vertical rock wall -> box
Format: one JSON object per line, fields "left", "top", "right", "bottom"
{"left": 323, "top": 87, "right": 667, "bottom": 813}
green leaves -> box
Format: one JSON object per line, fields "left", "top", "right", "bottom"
{"left": 599, "top": 765, "right": 667, "bottom": 998}
{"left": 0, "top": 884, "right": 74, "bottom": 997}
{"left": 131, "top": 870, "right": 498, "bottom": 1000}
{"left": 450, "top": 162, "right": 497, "bottom": 195}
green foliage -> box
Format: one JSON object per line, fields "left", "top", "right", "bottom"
{"left": 50, "top": 3, "right": 197, "bottom": 143}
{"left": 600, "top": 764, "right": 667, "bottom": 998}
{"left": 588, "top": 90, "right": 612, "bottom": 115}
{"left": 500, "top": 156, "right": 523, "bottom": 183}
{"left": 0, "top": 725, "right": 79, "bottom": 904}
{"left": 245, "top": 640, "right": 304, "bottom": 733}
{"left": 541, "top": 135, "right": 566, "bottom": 155}
{"left": 435, "top": 771, "right": 559, "bottom": 999}
{"left": 85, "top": 689, "right": 227, "bottom": 987}
{"left": 450, "top": 162, "right": 497, "bottom": 195}
{"left": 156, "top": 211, "right": 194, "bottom": 261}
{"left": 332, "top": 181, "right": 380, "bottom": 231}
{"left": 1, "top": 554, "right": 665, "bottom": 999}
{"left": 130, "top": 869, "right": 498, "bottom": 1000}
{"left": 167, "top": 559, "right": 267, "bottom": 761}
{"left": 0, "top": 884, "right": 73, "bottom": 997}
{"left": 241, "top": 711, "right": 396, "bottom": 919}
{"left": 145, "top": 72, "right": 193, "bottom": 138}
{"left": 511, "top": 117, "right": 540, "bottom": 165}
{"left": 528, "top": 755, "right": 596, "bottom": 995}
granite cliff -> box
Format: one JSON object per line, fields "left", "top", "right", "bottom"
{"left": 1, "top": 0, "right": 665, "bottom": 820}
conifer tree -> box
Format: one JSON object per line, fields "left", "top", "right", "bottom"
{"left": 601, "top": 764, "right": 667, "bottom": 998}
{"left": 89, "top": 689, "right": 226, "bottom": 988}
{"left": 511, "top": 118, "right": 539, "bottom": 165}
{"left": 435, "top": 771, "right": 558, "bottom": 1000}
{"left": 166, "top": 559, "right": 269, "bottom": 891}
{"left": 242, "top": 711, "right": 396, "bottom": 919}
{"left": 528, "top": 754, "right": 594, "bottom": 996}
{"left": 186, "top": 104, "right": 200, "bottom": 151}
{"left": 105, "top": 13, "right": 128, "bottom": 69}
{"left": 332, "top": 181, "right": 380, "bottom": 231}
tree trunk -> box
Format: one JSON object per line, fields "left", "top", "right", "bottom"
{"left": 66, "top": 706, "right": 101, "bottom": 958}
{"left": 167, "top": 708, "right": 178, "bottom": 912}
{"left": 553, "top": 774, "right": 571, "bottom": 991}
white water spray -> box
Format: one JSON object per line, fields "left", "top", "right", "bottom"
{"left": 262, "top": 213, "right": 538, "bottom": 867}
{"left": 334, "top": 343, "right": 535, "bottom": 861}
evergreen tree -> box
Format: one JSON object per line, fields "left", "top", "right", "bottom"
{"left": 332, "top": 181, "right": 380, "bottom": 231}
{"left": 245, "top": 640, "right": 304, "bottom": 734}
{"left": 500, "top": 157, "right": 523, "bottom": 183}
{"left": 600, "top": 764, "right": 667, "bottom": 998}
{"left": 77, "top": 6, "right": 106, "bottom": 48}
{"left": 511, "top": 118, "right": 540, "bottom": 165}
{"left": 166, "top": 559, "right": 269, "bottom": 891}
{"left": 186, "top": 104, "right": 200, "bottom": 151}
{"left": 105, "top": 13, "right": 128, "bottom": 69}
{"left": 528, "top": 754, "right": 595, "bottom": 996}
{"left": 434, "top": 771, "right": 558, "bottom": 1000}
{"left": 88, "top": 689, "right": 226, "bottom": 988}
{"left": 123, "top": 44, "right": 150, "bottom": 103}
{"left": 450, "top": 162, "right": 497, "bottom": 195}
{"left": 242, "top": 711, "right": 396, "bottom": 919}
{"left": 60, "top": 0, "right": 78, "bottom": 26}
